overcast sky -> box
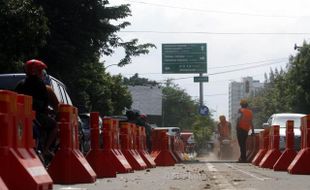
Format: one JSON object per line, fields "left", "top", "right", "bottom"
{"left": 103, "top": 0, "right": 310, "bottom": 120}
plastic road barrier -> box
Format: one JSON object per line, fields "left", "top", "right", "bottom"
{"left": 0, "top": 90, "right": 53, "bottom": 190}
{"left": 119, "top": 122, "right": 147, "bottom": 170}
{"left": 48, "top": 104, "right": 96, "bottom": 184}
{"left": 288, "top": 115, "right": 310, "bottom": 174}
{"left": 102, "top": 118, "right": 132, "bottom": 173}
{"left": 252, "top": 128, "right": 270, "bottom": 166}
{"left": 273, "top": 120, "right": 297, "bottom": 171}
{"left": 86, "top": 112, "right": 117, "bottom": 178}
{"left": 151, "top": 129, "right": 177, "bottom": 166}
{"left": 259, "top": 125, "right": 282, "bottom": 168}
{"left": 136, "top": 126, "right": 156, "bottom": 168}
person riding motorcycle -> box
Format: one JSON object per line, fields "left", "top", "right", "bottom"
{"left": 15, "top": 59, "right": 58, "bottom": 158}
{"left": 217, "top": 115, "right": 231, "bottom": 141}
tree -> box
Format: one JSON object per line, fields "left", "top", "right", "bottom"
{"left": 248, "top": 41, "right": 310, "bottom": 127}
{"left": 0, "top": 0, "right": 155, "bottom": 115}
{"left": 0, "top": 0, "right": 49, "bottom": 72}
{"left": 286, "top": 41, "right": 310, "bottom": 113}
{"left": 123, "top": 73, "right": 159, "bottom": 86}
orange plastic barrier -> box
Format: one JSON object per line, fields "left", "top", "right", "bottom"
{"left": 288, "top": 115, "right": 310, "bottom": 174}
{"left": 102, "top": 118, "right": 132, "bottom": 173}
{"left": 0, "top": 177, "right": 8, "bottom": 190}
{"left": 0, "top": 90, "right": 53, "bottom": 190}
{"left": 259, "top": 125, "right": 282, "bottom": 168}
{"left": 151, "top": 129, "right": 177, "bottom": 166}
{"left": 86, "top": 113, "right": 117, "bottom": 178}
{"left": 136, "top": 126, "right": 156, "bottom": 168}
{"left": 119, "top": 122, "right": 147, "bottom": 170}
{"left": 246, "top": 134, "right": 259, "bottom": 162}
{"left": 273, "top": 120, "right": 297, "bottom": 171}
{"left": 252, "top": 128, "right": 270, "bottom": 166}
{"left": 48, "top": 104, "right": 96, "bottom": 184}
{"left": 171, "top": 136, "right": 184, "bottom": 162}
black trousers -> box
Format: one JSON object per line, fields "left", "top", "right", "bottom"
{"left": 237, "top": 128, "right": 248, "bottom": 161}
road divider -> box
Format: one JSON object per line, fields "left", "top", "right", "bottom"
{"left": 273, "top": 120, "right": 297, "bottom": 171}
{"left": 47, "top": 104, "right": 96, "bottom": 184}
{"left": 288, "top": 115, "right": 310, "bottom": 174}
{"left": 86, "top": 112, "right": 117, "bottom": 178}
{"left": 0, "top": 90, "right": 53, "bottom": 190}
{"left": 259, "top": 125, "right": 281, "bottom": 168}
{"left": 252, "top": 128, "right": 269, "bottom": 166}
{"left": 151, "top": 129, "right": 177, "bottom": 166}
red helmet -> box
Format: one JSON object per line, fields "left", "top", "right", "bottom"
{"left": 24, "top": 59, "right": 47, "bottom": 78}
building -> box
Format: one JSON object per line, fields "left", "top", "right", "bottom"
{"left": 228, "top": 77, "right": 264, "bottom": 134}
{"left": 127, "top": 85, "right": 162, "bottom": 126}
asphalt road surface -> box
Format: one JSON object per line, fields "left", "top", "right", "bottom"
{"left": 55, "top": 154, "right": 310, "bottom": 190}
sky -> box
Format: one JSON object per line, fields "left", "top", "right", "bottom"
{"left": 103, "top": 0, "right": 310, "bottom": 119}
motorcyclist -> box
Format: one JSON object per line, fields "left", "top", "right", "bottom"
{"left": 217, "top": 115, "right": 231, "bottom": 141}
{"left": 15, "top": 59, "right": 58, "bottom": 157}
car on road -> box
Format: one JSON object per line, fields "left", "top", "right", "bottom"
{"left": 264, "top": 113, "right": 306, "bottom": 150}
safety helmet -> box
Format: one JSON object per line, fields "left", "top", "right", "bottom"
{"left": 240, "top": 99, "right": 248, "bottom": 106}
{"left": 24, "top": 59, "right": 47, "bottom": 78}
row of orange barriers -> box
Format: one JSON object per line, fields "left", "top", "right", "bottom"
{"left": 150, "top": 129, "right": 185, "bottom": 166}
{"left": 249, "top": 115, "right": 310, "bottom": 174}
{"left": 0, "top": 90, "right": 186, "bottom": 189}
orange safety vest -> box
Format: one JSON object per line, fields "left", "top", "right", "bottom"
{"left": 238, "top": 108, "right": 253, "bottom": 132}
{"left": 218, "top": 122, "right": 230, "bottom": 138}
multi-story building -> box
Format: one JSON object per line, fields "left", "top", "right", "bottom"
{"left": 228, "top": 77, "right": 264, "bottom": 135}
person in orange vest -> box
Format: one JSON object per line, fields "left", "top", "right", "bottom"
{"left": 236, "top": 99, "right": 255, "bottom": 163}
{"left": 217, "top": 115, "right": 231, "bottom": 141}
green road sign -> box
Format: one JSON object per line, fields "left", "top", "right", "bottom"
{"left": 162, "top": 43, "right": 207, "bottom": 74}
{"left": 194, "top": 76, "right": 209, "bottom": 82}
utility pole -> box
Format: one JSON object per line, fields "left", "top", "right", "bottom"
{"left": 199, "top": 73, "right": 204, "bottom": 106}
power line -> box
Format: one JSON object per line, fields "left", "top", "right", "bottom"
{"left": 122, "top": 0, "right": 297, "bottom": 18}
{"left": 163, "top": 60, "right": 287, "bottom": 81}
{"left": 117, "top": 57, "right": 288, "bottom": 76}
{"left": 119, "top": 30, "right": 310, "bottom": 35}
{"left": 209, "top": 58, "right": 287, "bottom": 69}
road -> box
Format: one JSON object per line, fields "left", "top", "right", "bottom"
{"left": 55, "top": 154, "right": 310, "bottom": 190}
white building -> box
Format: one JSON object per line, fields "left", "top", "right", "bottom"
{"left": 228, "top": 77, "right": 264, "bottom": 134}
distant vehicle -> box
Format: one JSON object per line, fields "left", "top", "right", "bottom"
{"left": 153, "top": 127, "right": 180, "bottom": 136}
{"left": 264, "top": 113, "right": 306, "bottom": 150}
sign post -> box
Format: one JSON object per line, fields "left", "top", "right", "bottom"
{"left": 162, "top": 43, "right": 207, "bottom": 74}
{"left": 162, "top": 43, "right": 208, "bottom": 114}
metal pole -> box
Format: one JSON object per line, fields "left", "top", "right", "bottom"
{"left": 199, "top": 73, "right": 204, "bottom": 106}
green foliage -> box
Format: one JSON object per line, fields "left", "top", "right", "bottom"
{"left": 162, "top": 83, "right": 197, "bottom": 129}
{"left": 192, "top": 116, "right": 215, "bottom": 152}
{"left": 123, "top": 73, "right": 159, "bottom": 86}
{"left": 161, "top": 81, "right": 215, "bottom": 152}
{"left": 0, "top": 0, "right": 155, "bottom": 115}
{"left": 249, "top": 41, "right": 310, "bottom": 127}
{"left": 0, "top": 0, "right": 49, "bottom": 72}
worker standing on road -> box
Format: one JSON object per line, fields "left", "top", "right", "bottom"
{"left": 217, "top": 115, "right": 231, "bottom": 141}
{"left": 236, "top": 99, "right": 254, "bottom": 163}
